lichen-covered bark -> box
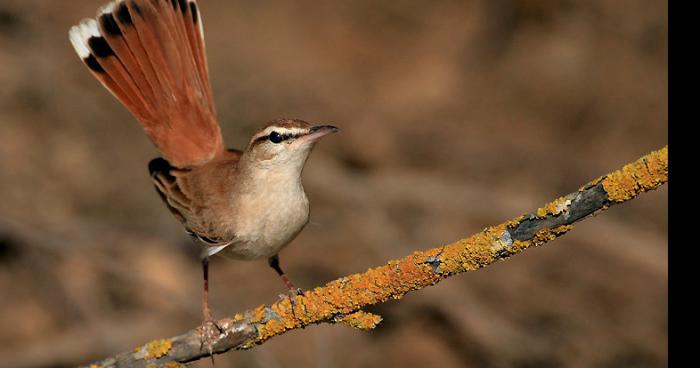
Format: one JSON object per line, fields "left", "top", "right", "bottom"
{"left": 82, "top": 146, "right": 668, "bottom": 368}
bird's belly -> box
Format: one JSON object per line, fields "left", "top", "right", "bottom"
{"left": 225, "top": 193, "right": 309, "bottom": 260}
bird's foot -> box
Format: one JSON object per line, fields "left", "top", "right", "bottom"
{"left": 198, "top": 318, "right": 224, "bottom": 362}
{"left": 278, "top": 288, "right": 303, "bottom": 317}
{"left": 278, "top": 287, "right": 302, "bottom": 303}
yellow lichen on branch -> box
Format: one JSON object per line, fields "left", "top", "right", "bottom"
{"left": 335, "top": 311, "right": 383, "bottom": 330}
{"left": 602, "top": 146, "right": 668, "bottom": 202}
{"left": 137, "top": 339, "right": 172, "bottom": 360}
{"left": 536, "top": 196, "right": 572, "bottom": 218}
{"left": 248, "top": 221, "right": 568, "bottom": 345}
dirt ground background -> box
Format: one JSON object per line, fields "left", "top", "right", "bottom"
{"left": 0, "top": 0, "right": 667, "bottom": 367}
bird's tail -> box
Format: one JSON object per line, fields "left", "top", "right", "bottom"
{"left": 69, "top": 0, "right": 224, "bottom": 168}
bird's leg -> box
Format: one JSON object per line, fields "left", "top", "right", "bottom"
{"left": 202, "top": 256, "right": 214, "bottom": 321}
{"left": 268, "top": 254, "right": 302, "bottom": 299}
{"left": 199, "top": 256, "right": 222, "bottom": 362}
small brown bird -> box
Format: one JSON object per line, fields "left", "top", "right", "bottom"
{"left": 69, "top": 0, "right": 337, "bottom": 343}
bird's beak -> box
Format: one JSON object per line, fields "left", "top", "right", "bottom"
{"left": 301, "top": 125, "right": 339, "bottom": 142}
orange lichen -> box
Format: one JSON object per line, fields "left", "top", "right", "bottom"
{"left": 336, "top": 311, "right": 383, "bottom": 330}
{"left": 535, "top": 225, "right": 573, "bottom": 243}
{"left": 143, "top": 339, "right": 173, "bottom": 360}
{"left": 509, "top": 225, "right": 574, "bottom": 253}
{"left": 603, "top": 146, "right": 668, "bottom": 202}
{"left": 249, "top": 225, "right": 514, "bottom": 345}
{"left": 536, "top": 196, "right": 571, "bottom": 217}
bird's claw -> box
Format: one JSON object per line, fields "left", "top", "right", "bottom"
{"left": 277, "top": 288, "right": 303, "bottom": 317}
{"left": 199, "top": 318, "right": 224, "bottom": 359}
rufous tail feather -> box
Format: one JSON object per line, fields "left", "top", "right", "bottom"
{"left": 69, "top": 0, "right": 224, "bottom": 168}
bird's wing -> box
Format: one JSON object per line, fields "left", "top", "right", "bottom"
{"left": 148, "top": 149, "right": 243, "bottom": 252}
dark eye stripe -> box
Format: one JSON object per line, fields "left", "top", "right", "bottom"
{"left": 252, "top": 131, "right": 301, "bottom": 147}
{"left": 252, "top": 135, "right": 269, "bottom": 146}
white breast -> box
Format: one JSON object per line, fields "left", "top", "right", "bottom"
{"left": 225, "top": 179, "right": 310, "bottom": 260}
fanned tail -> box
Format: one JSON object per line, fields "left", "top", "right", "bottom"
{"left": 69, "top": 0, "right": 223, "bottom": 168}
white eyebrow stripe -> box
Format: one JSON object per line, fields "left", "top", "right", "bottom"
{"left": 254, "top": 126, "right": 308, "bottom": 140}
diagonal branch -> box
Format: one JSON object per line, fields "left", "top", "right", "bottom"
{"left": 83, "top": 146, "right": 668, "bottom": 368}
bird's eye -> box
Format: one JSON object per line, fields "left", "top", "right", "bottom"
{"left": 269, "top": 131, "right": 283, "bottom": 144}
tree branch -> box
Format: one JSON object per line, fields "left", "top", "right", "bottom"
{"left": 83, "top": 146, "right": 668, "bottom": 368}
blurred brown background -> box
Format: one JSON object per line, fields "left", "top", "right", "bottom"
{"left": 0, "top": 0, "right": 667, "bottom": 367}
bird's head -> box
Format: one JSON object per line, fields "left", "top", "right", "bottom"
{"left": 242, "top": 119, "right": 338, "bottom": 172}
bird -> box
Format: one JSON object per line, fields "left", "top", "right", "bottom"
{"left": 68, "top": 0, "right": 338, "bottom": 350}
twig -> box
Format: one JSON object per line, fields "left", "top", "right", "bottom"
{"left": 82, "top": 146, "right": 668, "bottom": 368}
